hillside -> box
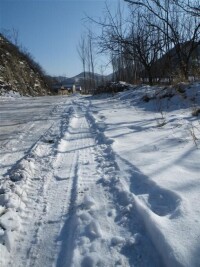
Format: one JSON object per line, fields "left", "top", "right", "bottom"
{"left": 0, "top": 34, "right": 51, "bottom": 96}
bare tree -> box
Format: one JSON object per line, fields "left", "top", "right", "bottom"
{"left": 95, "top": 3, "right": 132, "bottom": 82}
{"left": 174, "top": 0, "right": 200, "bottom": 17}
{"left": 96, "top": 3, "right": 165, "bottom": 84}
{"left": 87, "top": 29, "right": 96, "bottom": 91}
{"left": 85, "top": 0, "right": 199, "bottom": 85}
{"left": 77, "top": 29, "right": 97, "bottom": 93}
{"left": 77, "top": 35, "right": 87, "bottom": 92}
{"left": 124, "top": 0, "right": 200, "bottom": 81}
{"left": 1, "top": 28, "right": 19, "bottom": 46}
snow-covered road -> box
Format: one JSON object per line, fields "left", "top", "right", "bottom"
{"left": 0, "top": 96, "right": 161, "bottom": 266}
{"left": 1, "top": 86, "right": 200, "bottom": 267}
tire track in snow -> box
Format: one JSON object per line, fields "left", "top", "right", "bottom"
{"left": 3, "top": 103, "right": 72, "bottom": 267}
{"left": 0, "top": 102, "right": 68, "bottom": 178}
{"left": 18, "top": 110, "right": 79, "bottom": 267}
{"left": 55, "top": 106, "right": 105, "bottom": 267}
{"left": 11, "top": 105, "right": 90, "bottom": 267}
{"left": 26, "top": 137, "right": 80, "bottom": 267}
{"left": 55, "top": 154, "right": 79, "bottom": 267}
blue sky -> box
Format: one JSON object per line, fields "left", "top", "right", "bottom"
{"left": 0, "top": 0, "right": 123, "bottom": 77}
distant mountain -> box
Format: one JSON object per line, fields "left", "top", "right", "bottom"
{"left": 52, "top": 76, "right": 69, "bottom": 83}
{"left": 50, "top": 72, "right": 112, "bottom": 85}
{"left": 72, "top": 72, "right": 112, "bottom": 83}
{"left": 0, "top": 34, "right": 51, "bottom": 96}
{"left": 72, "top": 72, "right": 102, "bottom": 79}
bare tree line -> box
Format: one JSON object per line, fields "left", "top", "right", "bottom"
{"left": 79, "top": 0, "right": 199, "bottom": 86}
{"left": 77, "top": 29, "right": 97, "bottom": 93}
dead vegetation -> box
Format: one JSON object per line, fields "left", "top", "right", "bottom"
{"left": 0, "top": 34, "right": 51, "bottom": 96}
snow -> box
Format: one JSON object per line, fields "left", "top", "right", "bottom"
{"left": 0, "top": 89, "right": 21, "bottom": 98}
{"left": 0, "top": 83, "right": 200, "bottom": 266}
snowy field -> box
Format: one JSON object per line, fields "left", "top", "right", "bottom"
{"left": 0, "top": 83, "right": 200, "bottom": 267}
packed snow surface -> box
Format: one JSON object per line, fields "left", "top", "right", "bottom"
{"left": 0, "top": 83, "right": 200, "bottom": 267}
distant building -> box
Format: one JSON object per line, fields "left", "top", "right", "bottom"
{"left": 76, "top": 85, "right": 82, "bottom": 92}
{"left": 51, "top": 83, "right": 82, "bottom": 95}
{"left": 59, "top": 86, "right": 68, "bottom": 95}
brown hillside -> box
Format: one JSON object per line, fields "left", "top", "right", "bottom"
{"left": 0, "top": 34, "right": 51, "bottom": 96}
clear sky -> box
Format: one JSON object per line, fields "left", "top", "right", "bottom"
{"left": 0, "top": 0, "right": 123, "bottom": 77}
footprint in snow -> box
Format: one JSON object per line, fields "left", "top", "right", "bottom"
{"left": 118, "top": 156, "right": 182, "bottom": 217}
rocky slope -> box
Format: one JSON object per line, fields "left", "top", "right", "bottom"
{"left": 0, "top": 34, "right": 51, "bottom": 96}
